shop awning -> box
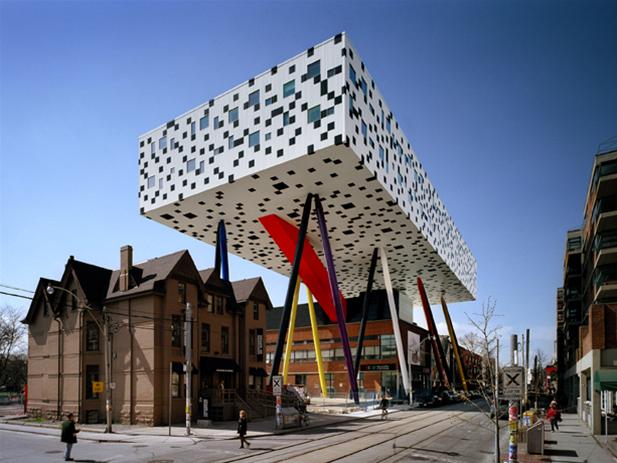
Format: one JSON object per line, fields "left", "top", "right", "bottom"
{"left": 249, "top": 367, "right": 268, "bottom": 377}
{"left": 171, "top": 362, "right": 199, "bottom": 375}
{"left": 200, "top": 357, "right": 241, "bottom": 373}
{"left": 594, "top": 369, "right": 617, "bottom": 391}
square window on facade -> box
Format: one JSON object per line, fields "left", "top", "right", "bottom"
{"left": 283, "top": 80, "right": 295, "bottom": 98}
{"left": 200, "top": 115, "right": 209, "bottom": 130}
{"left": 147, "top": 175, "right": 155, "bottom": 189}
{"left": 228, "top": 136, "right": 234, "bottom": 150}
{"left": 213, "top": 116, "right": 219, "bottom": 129}
{"left": 229, "top": 107, "right": 239, "bottom": 123}
{"left": 191, "top": 121, "right": 196, "bottom": 135}
{"left": 248, "top": 131, "right": 260, "bottom": 147}
{"left": 248, "top": 90, "right": 259, "bottom": 107}
{"left": 170, "top": 137, "right": 175, "bottom": 150}
{"left": 265, "top": 132, "right": 271, "bottom": 141}
{"left": 283, "top": 112, "right": 290, "bottom": 126}
{"left": 361, "top": 77, "right": 367, "bottom": 97}
{"left": 361, "top": 121, "right": 367, "bottom": 138}
{"left": 307, "top": 60, "right": 320, "bottom": 78}
{"left": 307, "top": 105, "right": 320, "bottom": 123}
{"left": 151, "top": 142, "right": 155, "bottom": 154}
{"left": 159, "top": 136, "right": 167, "bottom": 150}
{"left": 349, "top": 64, "right": 356, "bottom": 83}
{"left": 187, "top": 158, "right": 196, "bottom": 172}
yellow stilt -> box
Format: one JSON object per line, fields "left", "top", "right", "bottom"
{"left": 307, "top": 287, "right": 328, "bottom": 398}
{"left": 282, "top": 278, "right": 301, "bottom": 384}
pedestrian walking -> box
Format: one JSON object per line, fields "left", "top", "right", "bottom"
{"left": 547, "top": 401, "right": 561, "bottom": 432}
{"left": 380, "top": 391, "right": 390, "bottom": 420}
{"left": 237, "top": 409, "right": 250, "bottom": 449}
{"left": 60, "top": 413, "right": 80, "bottom": 461}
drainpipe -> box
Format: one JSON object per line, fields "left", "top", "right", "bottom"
{"left": 55, "top": 316, "right": 64, "bottom": 420}
{"left": 129, "top": 299, "right": 134, "bottom": 424}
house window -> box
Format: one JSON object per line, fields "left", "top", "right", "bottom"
{"left": 248, "top": 90, "right": 259, "bottom": 107}
{"left": 229, "top": 107, "right": 239, "bottom": 123}
{"left": 221, "top": 326, "right": 229, "bottom": 354}
{"left": 199, "top": 115, "right": 209, "bottom": 130}
{"left": 178, "top": 282, "right": 186, "bottom": 303}
{"left": 307, "top": 60, "right": 320, "bottom": 79}
{"left": 201, "top": 323, "right": 210, "bottom": 353}
{"left": 248, "top": 131, "right": 259, "bottom": 147}
{"left": 249, "top": 329, "right": 255, "bottom": 355}
{"left": 349, "top": 64, "right": 356, "bottom": 84}
{"left": 205, "top": 294, "right": 214, "bottom": 313}
{"left": 85, "top": 365, "right": 99, "bottom": 399}
{"left": 214, "top": 295, "right": 225, "bottom": 314}
{"left": 253, "top": 302, "right": 259, "bottom": 320}
{"left": 158, "top": 136, "right": 167, "bottom": 150}
{"left": 283, "top": 80, "right": 295, "bottom": 98}
{"left": 171, "top": 368, "right": 181, "bottom": 398}
{"left": 307, "top": 105, "right": 320, "bottom": 123}
{"left": 187, "top": 159, "right": 196, "bottom": 172}
{"left": 171, "top": 315, "right": 182, "bottom": 347}
{"left": 86, "top": 321, "right": 99, "bottom": 351}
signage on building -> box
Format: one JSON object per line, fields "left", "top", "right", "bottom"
{"left": 407, "top": 331, "right": 421, "bottom": 366}
{"left": 361, "top": 364, "right": 396, "bottom": 371}
{"left": 502, "top": 366, "right": 524, "bottom": 400}
{"left": 92, "top": 381, "right": 104, "bottom": 393}
{"left": 272, "top": 375, "right": 282, "bottom": 396}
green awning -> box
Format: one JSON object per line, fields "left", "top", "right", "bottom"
{"left": 594, "top": 369, "right": 617, "bottom": 391}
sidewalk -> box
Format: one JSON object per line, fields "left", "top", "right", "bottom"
{"left": 0, "top": 405, "right": 396, "bottom": 442}
{"left": 512, "top": 413, "right": 616, "bottom": 462}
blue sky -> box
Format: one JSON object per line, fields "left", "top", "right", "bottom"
{"left": 1, "top": 0, "right": 616, "bottom": 361}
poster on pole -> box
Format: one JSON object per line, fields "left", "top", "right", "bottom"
{"left": 407, "top": 331, "right": 421, "bottom": 366}
{"left": 502, "top": 366, "right": 524, "bottom": 400}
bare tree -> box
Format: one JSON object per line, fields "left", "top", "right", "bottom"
{"left": 0, "top": 305, "right": 27, "bottom": 391}
{"left": 464, "top": 298, "right": 502, "bottom": 463}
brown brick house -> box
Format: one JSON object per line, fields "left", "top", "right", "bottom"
{"left": 22, "top": 246, "right": 271, "bottom": 425}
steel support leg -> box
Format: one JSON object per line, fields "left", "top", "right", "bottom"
{"left": 354, "top": 248, "right": 379, "bottom": 379}
{"left": 314, "top": 195, "right": 359, "bottom": 404}
{"left": 417, "top": 277, "right": 451, "bottom": 389}
{"left": 441, "top": 296, "right": 468, "bottom": 393}
{"left": 216, "top": 220, "right": 230, "bottom": 281}
{"left": 282, "top": 278, "right": 301, "bottom": 384}
{"left": 307, "top": 287, "right": 328, "bottom": 398}
{"left": 380, "top": 247, "right": 410, "bottom": 396}
{"left": 270, "top": 193, "right": 313, "bottom": 381}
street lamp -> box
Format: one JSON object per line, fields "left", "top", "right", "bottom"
{"left": 46, "top": 284, "right": 113, "bottom": 433}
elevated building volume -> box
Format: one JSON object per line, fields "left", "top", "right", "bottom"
{"left": 138, "top": 32, "right": 476, "bottom": 305}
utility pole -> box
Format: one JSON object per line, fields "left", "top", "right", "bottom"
{"left": 103, "top": 307, "right": 112, "bottom": 433}
{"left": 509, "top": 334, "right": 519, "bottom": 463}
{"left": 184, "top": 303, "right": 192, "bottom": 436}
{"left": 525, "top": 329, "right": 530, "bottom": 410}
{"left": 495, "top": 337, "right": 500, "bottom": 463}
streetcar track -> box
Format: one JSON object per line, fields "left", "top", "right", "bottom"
{"left": 240, "top": 407, "right": 469, "bottom": 463}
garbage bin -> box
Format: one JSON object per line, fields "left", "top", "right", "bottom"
{"left": 527, "top": 419, "right": 544, "bottom": 455}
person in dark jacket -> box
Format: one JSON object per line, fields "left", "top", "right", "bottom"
{"left": 60, "top": 413, "right": 80, "bottom": 461}
{"left": 237, "top": 409, "right": 250, "bottom": 449}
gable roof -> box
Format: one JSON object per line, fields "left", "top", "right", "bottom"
{"left": 70, "top": 258, "right": 113, "bottom": 307}
{"left": 231, "top": 277, "right": 272, "bottom": 308}
{"left": 106, "top": 249, "right": 201, "bottom": 300}
{"left": 22, "top": 277, "right": 60, "bottom": 325}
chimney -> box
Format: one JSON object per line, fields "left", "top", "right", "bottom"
{"left": 119, "top": 245, "right": 133, "bottom": 292}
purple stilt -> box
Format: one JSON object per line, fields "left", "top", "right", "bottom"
{"left": 314, "top": 195, "right": 359, "bottom": 404}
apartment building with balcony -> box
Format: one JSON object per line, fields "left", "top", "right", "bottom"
{"left": 556, "top": 141, "right": 617, "bottom": 433}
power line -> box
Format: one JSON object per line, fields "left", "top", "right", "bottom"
{"left": 0, "top": 290, "right": 33, "bottom": 300}
{"left": 0, "top": 283, "right": 35, "bottom": 294}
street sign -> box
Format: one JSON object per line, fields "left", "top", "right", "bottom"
{"left": 272, "top": 375, "right": 282, "bottom": 396}
{"left": 92, "top": 381, "right": 104, "bottom": 393}
{"left": 502, "top": 366, "right": 524, "bottom": 400}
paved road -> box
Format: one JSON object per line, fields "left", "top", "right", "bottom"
{"left": 0, "top": 402, "right": 504, "bottom": 462}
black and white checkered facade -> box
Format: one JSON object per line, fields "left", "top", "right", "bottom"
{"left": 138, "top": 33, "right": 477, "bottom": 305}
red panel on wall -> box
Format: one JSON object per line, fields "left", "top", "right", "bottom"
{"left": 259, "top": 214, "right": 346, "bottom": 322}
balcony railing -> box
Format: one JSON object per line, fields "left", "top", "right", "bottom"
{"left": 593, "top": 159, "right": 617, "bottom": 190}
{"left": 594, "top": 230, "right": 617, "bottom": 252}
{"left": 592, "top": 195, "right": 617, "bottom": 226}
